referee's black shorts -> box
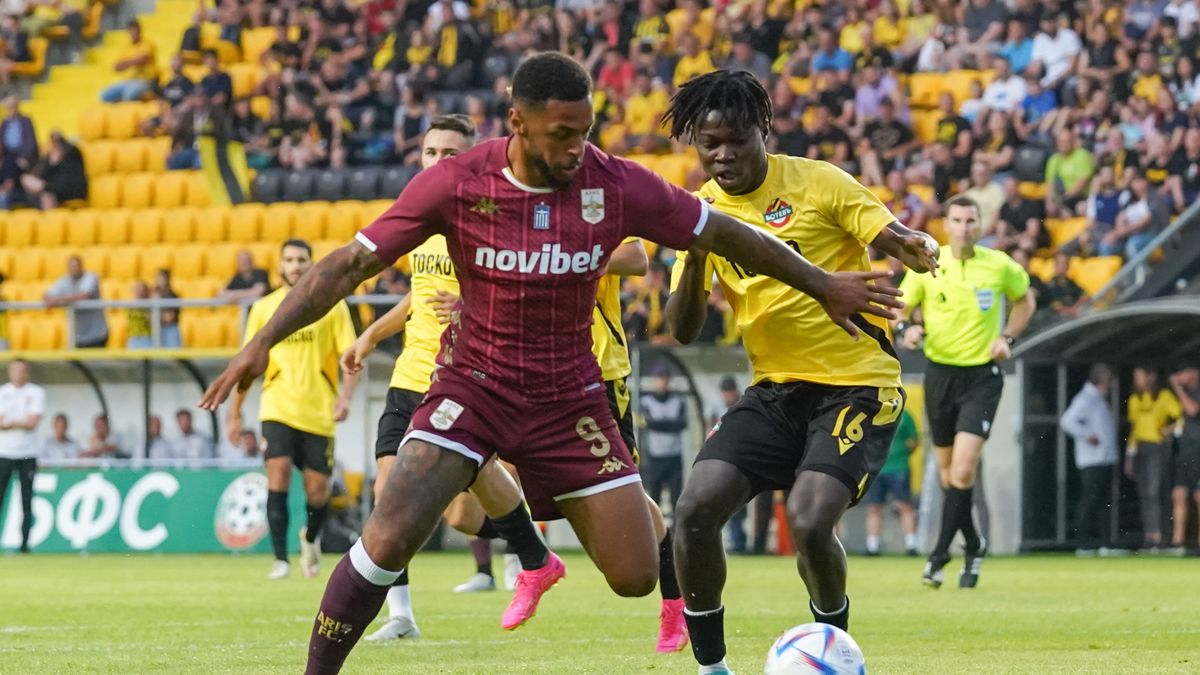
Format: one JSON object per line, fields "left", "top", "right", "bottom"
{"left": 923, "top": 360, "right": 1004, "bottom": 448}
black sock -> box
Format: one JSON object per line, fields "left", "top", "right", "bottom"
{"left": 305, "top": 502, "right": 329, "bottom": 542}
{"left": 393, "top": 568, "right": 409, "bottom": 587}
{"left": 492, "top": 503, "right": 549, "bottom": 570}
{"left": 932, "top": 487, "right": 965, "bottom": 557}
{"left": 475, "top": 517, "right": 500, "bottom": 540}
{"left": 267, "top": 490, "right": 289, "bottom": 562}
{"left": 810, "top": 596, "right": 850, "bottom": 631}
{"left": 958, "top": 486, "right": 981, "bottom": 553}
{"left": 658, "top": 530, "right": 681, "bottom": 600}
{"left": 479, "top": 561, "right": 493, "bottom": 577}
{"left": 684, "top": 606, "right": 726, "bottom": 666}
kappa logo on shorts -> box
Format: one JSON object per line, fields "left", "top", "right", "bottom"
{"left": 598, "top": 456, "right": 628, "bottom": 474}
{"left": 430, "top": 399, "right": 465, "bottom": 431}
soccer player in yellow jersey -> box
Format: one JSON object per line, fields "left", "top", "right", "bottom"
{"left": 228, "top": 239, "right": 359, "bottom": 581}
{"left": 340, "top": 115, "right": 562, "bottom": 639}
{"left": 897, "top": 196, "right": 1034, "bottom": 590}
{"left": 660, "top": 70, "right": 938, "bottom": 675}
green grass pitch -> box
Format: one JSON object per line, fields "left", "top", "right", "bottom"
{"left": 2, "top": 552, "right": 1199, "bottom": 673}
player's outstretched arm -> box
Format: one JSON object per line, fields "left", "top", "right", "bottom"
{"left": 199, "top": 242, "right": 386, "bottom": 411}
{"left": 664, "top": 247, "right": 710, "bottom": 344}
{"left": 871, "top": 222, "right": 940, "bottom": 275}
{"left": 607, "top": 239, "right": 649, "bottom": 276}
{"left": 695, "top": 210, "right": 904, "bottom": 338}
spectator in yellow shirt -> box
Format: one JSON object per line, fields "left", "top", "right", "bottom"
{"left": 1125, "top": 368, "right": 1182, "bottom": 549}
{"left": 673, "top": 33, "right": 715, "bottom": 87}
{"left": 624, "top": 71, "right": 670, "bottom": 151}
{"left": 101, "top": 20, "right": 158, "bottom": 103}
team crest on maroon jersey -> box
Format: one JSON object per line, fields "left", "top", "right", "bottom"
{"left": 533, "top": 203, "right": 551, "bottom": 230}
{"left": 581, "top": 188, "right": 604, "bottom": 224}
{"left": 764, "top": 198, "right": 794, "bottom": 228}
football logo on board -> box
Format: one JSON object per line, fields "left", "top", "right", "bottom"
{"left": 581, "top": 188, "right": 604, "bottom": 224}
{"left": 213, "top": 472, "right": 270, "bottom": 550}
{"left": 764, "top": 198, "right": 794, "bottom": 228}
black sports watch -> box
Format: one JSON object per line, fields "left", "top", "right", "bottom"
{"left": 1002, "top": 334, "right": 1016, "bottom": 346}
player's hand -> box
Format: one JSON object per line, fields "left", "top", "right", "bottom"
{"left": 990, "top": 337, "right": 1012, "bottom": 361}
{"left": 340, "top": 335, "right": 376, "bottom": 375}
{"left": 333, "top": 397, "right": 350, "bottom": 422}
{"left": 819, "top": 270, "right": 904, "bottom": 339}
{"left": 900, "top": 324, "right": 925, "bottom": 350}
{"left": 199, "top": 341, "right": 270, "bottom": 411}
{"left": 226, "top": 411, "right": 243, "bottom": 446}
{"left": 428, "top": 290, "right": 459, "bottom": 324}
{"left": 899, "top": 231, "right": 940, "bottom": 276}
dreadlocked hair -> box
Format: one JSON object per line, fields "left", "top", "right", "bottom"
{"left": 662, "top": 69, "right": 773, "bottom": 142}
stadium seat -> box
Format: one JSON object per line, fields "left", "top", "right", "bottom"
{"left": 261, "top": 202, "right": 299, "bottom": 241}
{"left": 33, "top": 210, "right": 69, "bottom": 247}
{"left": 1028, "top": 257, "right": 1054, "bottom": 282}
{"left": 96, "top": 208, "right": 132, "bottom": 245}
{"left": 140, "top": 245, "right": 174, "bottom": 279}
{"left": 356, "top": 202, "right": 384, "bottom": 231}
{"left": 12, "top": 37, "right": 48, "bottom": 79}
{"left": 1019, "top": 181, "right": 1047, "bottom": 200}
{"left": 129, "top": 209, "right": 165, "bottom": 245}
{"left": 657, "top": 154, "right": 696, "bottom": 188}
{"left": 4, "top": 210, "right": 38, "bottom": 247}
{"left": 193, "top": 206, "right": 230, "bottom": 243}
{"left": 107, "top": 248, "right": 142, "bottom": 281}
{"left": 347, "top": 167, "right": 381, "bottom": 201}
{"left": 25, "top": 317, "right": 64, "bottom": 350}
{"left": 145, "top": 136, "right": 172, "bottom": 173}
{"left": 203, "top": 244, "right": 241, "bottom": 281}
{"left": 240, "top": 26, "right": 277, "bottom": 64}
{"left": 0, "top": 248, "right": 11, "bottom": 277}
{"left": 172, "top": 245, "right": 206, "bottom": 278}
{"left": 228, "top": 63, "right": 262, "bottom": 99}
{"left": 184, "top": 311, "right": 228, "bottom": 348}
{"left": 294, "top": 202, "right": 329, "bottom": 241}
{"left": 99, "top": 279, "right": 126, "bottom": 300}
{"left": 104, "top": 103, "right": 141, "bottom": 140}
{"left": 312, "top": 238, "right": 340, "bottom": 261}
{"left": 79, "top": 105, "right": 108, "bottom": 141}
{"left": 250, "top": 95, "right": 272, "bottom": 121}
{"left": 867, "top": 185, "right": 893, "bottom": 203}
{"left": 113, "top": 139, "right": 148, "bottom": 174}
{"left": 281, "top": 170, "right": 318, "bottom": 203}
{"left": 1015, "top": 144, "right": 1049, "bottom": 183}
{"left": 1046, "top": 218, "right": 1088, "bottom": 249}
{"left": 908, "top": 73, "right": 942, "bottom": 109}
{"left": 79, "top": 247, "right": 110, "bottom": 277}
{"left": 911, "top": 109, "right": 940, "bottom": 144}
{"left": 106, "top": 310, "right": 127, "bottom": 349}
{"left": 184, "top": 172, "right": 210, "bottom": 207}
{"left": 909, "top": 184, "right": 935, "bottom": 205}
{"left": 944, "top": 70, "right": 992, "bottom": 107}
{"left": 252, "top": 169, "right": 284, "bottom": 203}
{"left": 327, "top": 201, "right": 362, "bottom": 241}
{"left": 1072, "top": 256, "right": 1122, "bottom": 296}
{"left": 154, "top": 172, "right": 188, "bottom": 208}
{"left": 89, "top": 174, "right": 122, "bottom": 208}
{"left": 247, "top": 242, "right": 277, "bottom": 272}
{"left": 314, "top": 169, "right": 346, "bottom": 202}
{"left": 379, "top": 164, "right": 417, "bottom": 198}
{"left": 66, "top": 209, "right": 100, "bottom": 246}
{"left": 11, "top": 246, "right": 46, "bottom": 281}
{"left": 82, "top": 141, "right": 116, "bottom": 177}
{"left": 161, "top": 209, "right": 197, "bottom": 244}
{"left": 926, "top": 218, "right": 947, "bottom": 245}
{"left": 228, "top": 203, "right": 264, "bottom": 242}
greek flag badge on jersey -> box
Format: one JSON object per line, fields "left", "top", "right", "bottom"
{"left": 533, "top": 203, "right": 551, "bottom": 230}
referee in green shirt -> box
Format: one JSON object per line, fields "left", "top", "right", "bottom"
{"left": 897, "top": 195, "right": 1036, "bottom": 589}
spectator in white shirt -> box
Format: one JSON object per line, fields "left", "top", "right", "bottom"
{"left": 0, "top": 359, "right": 44, "bottom": 552}
{"left": 1060, "top": 364, "right": 1118, "bottom": 555}
{"left": 42, "top": 413, "right": 81, "bottom": 460}
{"left": 1165, "top": 0, "right": 1199, "bottom": 38}
{"left": 171, "top": 408, "right": 213, "bottom": 459}
{"left": 1030, "top": 14, "right": 1082, "bottom": 92}
{"left": 982, "top": 56, "right": 1027, "bottom": 112}
{"left": 43, "top": 255, "right": 108, "bottom": 348}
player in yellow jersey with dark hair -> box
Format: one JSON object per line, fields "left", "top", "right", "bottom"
{"left": 339, "top": 114, "right": 563, "bottom": 641}
{"left": 661, "top": 70, "right": 936, "bottom": 675}
{"left": 897, "top": 195, "right": 1035, "bottom": 591}
{"left": 228, "top": 238, "right": 359, "bottom": 581}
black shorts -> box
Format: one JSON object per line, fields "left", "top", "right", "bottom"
{"left": 262, "top": 420, "right": 333, "bottom": 475}
{"left": 924, "top": 361, "right": 1004, "bottom": 448}
{"left": 697, "top": 381, "right": 906, "bottom": 505}
{"left": 605, "top": 378, "right": 639, "bottom": 464}
{"left": 375, "top": 387, "right": 426, "bottom": 459}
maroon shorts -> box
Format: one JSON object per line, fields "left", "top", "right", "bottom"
{"left": 401, "top": 367, "right": 641, "bottom": 520}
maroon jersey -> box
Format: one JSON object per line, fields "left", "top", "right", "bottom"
{"left": 357, "top": 138, "right": 708, "bottom": 402}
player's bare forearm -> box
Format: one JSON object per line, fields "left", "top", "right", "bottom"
{"left": 362, "top": 293, "right": 412, "bottom": 345}
{"left": 1005, "top": 292, "right": 1036, "bottom": 338}
{"left": 871, "top": 222, "right": 940, "bottom": 275}
{"left": 606, "top": 239, "right": 648, "bottom": 276}
{"left": 251, "top": 242, "right": 384, "bottom": 350}
{"left": 340, "top": 369, "right": 362, "bottom": 402}
{"left": 664, "top": 251, "right": 710, "bottom": 344}
{"left": 696, "top": 212, "right": 831, "bottom": 300}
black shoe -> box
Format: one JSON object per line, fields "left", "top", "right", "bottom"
{"left": 959, "top": 538, "right": 988, "bottom": 588}
{"left": 922, "top": 552, "right": 951, "bottom": 589}
{"left": 865, "top": 549, "right": 881, "bottom": 557}
{"left": 905, "top": 548, "right": 920, "bottom": 557}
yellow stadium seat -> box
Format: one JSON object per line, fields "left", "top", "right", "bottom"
{"left": 96, "top": 208, "right": 132, "bottom": 245}
{"left": 1019, "top": 181, "right": 1047, "bottom": 200}
{"left": 293, "top": 202, "right": 329, "bottom": 241}
{"left": 106, "top": 310, "right": 127, "bottom": 348}
{"left": 0, "top": 248, "right": 11, "bottom": 277}
{"left": 908, "top": 73, "right": 942, "bottom": 109}
{"left": 203, "top": 244, "right": 241, "bottom": 281}
{"left": 228, "top": 63, "right": 262, "bottom": 99}
{"left": 82, "top": 1, "right": 102, "bottom": 41}
{"left": 261, "top": 203, "right": 299, "bottom": 241}
{"left": 107, "top": 247, "right": 142, "bottom": 281}
{"left": 227, "top": 203, "right": 264, "bottom": 242}
{"left": 910, "top": 184, "right": 935, "bottom": 205}
{"left": 104, "top": 103, "right": 140, "bottom": 140}
{"left": 113, "top": 139, "right": 148, "bottom": 174}
{"left": 12, "top": 37, "right": 47, "bottom": 79}
{"left": 161, "top": 209, "right": 196, "bottom": 244}
{"left": 176, "top": 276, "right": 222, "bottom": 299}
{"left": 911, "top": 109, "right": 940, "bottom": 144}
{"left": 328, "top": 201, "right": 362, "bottom": 240}
{"left": 193, "top": 206, "right": 230, "bottom": 243}
{"left": 99, "top": 279, "right": 131, "bottom": 299}
{"left": 247, "top": 242, "right": 276, "bottom": 271}
{"left": 121, "top": 172, "right": 155, "bottom": 209}
{"left": 183, "top": 311, "right": 228, "bottom": 348}
{"left": 357, "top": 202, "right": 385, "bottom": 230}
{"left": 153, "top": 172, "right": 188, "bottom": 208}
{"left": 129, "top": 209, "right": 164, "bottom": 245}
{"left": 145, "top": 136, "right": 172, "bottom": 173}
{"left": 867, "top": 185, "right": 893, "bottom": 203}
{"left": 66, "top": 209, "right": 99, "bottom": 246}
{"left": 25, "top": 317, "right": 64, "bottom": 350}
{"left": 312, "top": 239, "right": 341, "bottom": 261}
{"left": 1071, "top": 256, "right": 1122, "bottom": 296}
{"left": 926, "top": 218, "right": 947, "bottom": 245}
{"left": 89, "top": 174, "right": 122, "bottom": 208}
{"left": 240, "top": 26, "right": 277, "bottom": 64}
{"left": 79, "top": 105, "right": 107, "bottom": 141}
{"left": 79, "top": 247, "right": 111, "bottom": 277}
{"left": 1046, "top": 218, "right": 1088, "bottom": 249}
{"left": 33, "top": 210, "right": 69, "bottom": 246}
{"left": 141, "top": 245, "right": 174, "bottom": 277}
{"left": 11, "top": 246, "right": 46, "bottom": 281}
{"left": 172, "top": 247, "right": 206, "bottom": 278}
{"left": 184, "top": 171, "right": 210, "bottom": 207}
{"left": 5, "top": 210, "right": 38, "bottom": 247}
{"left": 656, "top": 154, "right": 696, "bottom": 188}
{"left": 82, "top": 141, "right": 116, "bottom": 177}
{"left": 1028, "top": 257, "right": 1054, "bottom": 282}
{"left": 943, "top": 70, "right": 989, "bottom": 108}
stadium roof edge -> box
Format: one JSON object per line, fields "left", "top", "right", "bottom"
{"left": 1014, "top": 298, "right": 1200, "bottom": 367}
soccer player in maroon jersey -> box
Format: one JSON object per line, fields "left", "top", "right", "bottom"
{"left": 199, "top": 52, "right": 902, "bottom": 674}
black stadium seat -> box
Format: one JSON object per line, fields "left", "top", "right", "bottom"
{"left": 251, "top": 169, "right": 284, "bottom": 203}
{"left": 379, "top": 165, "right": 418, "bottom": 199}
{"left": 314, "top": 169, "right": 346, "bottom": 202}
{"left": 281, "top": 169, "right": 318, "bottom": 203}
{"left": 1015, "top": 144, "right": 1049, "bottom": 183}
{"left": 347, "top": 166, "right": 382, "bottom": 201}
